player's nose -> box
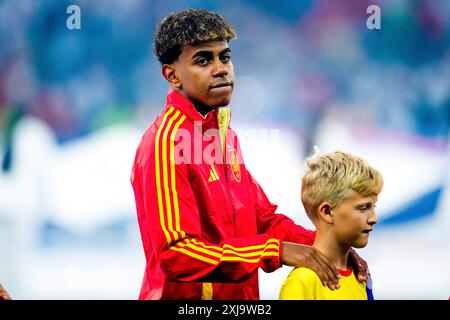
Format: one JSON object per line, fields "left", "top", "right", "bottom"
{"left": 211, "top": 58, "right": 228, "bottom": 77}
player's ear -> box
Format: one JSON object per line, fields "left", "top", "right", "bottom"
{"left": 162, "top": 64, "right": 182, "bottom": 89}
{"left": 318, "top": 202, "right": 333, "bottom": 224}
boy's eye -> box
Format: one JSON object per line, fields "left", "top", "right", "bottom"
{"left": 358, "top": 204, "right": 376, "bottom": 211}
{"left": 220, "top": 55, "right": 231, "bottom": 62}
{"left": 196, "top": 58, "right": 209, "bottom": 66}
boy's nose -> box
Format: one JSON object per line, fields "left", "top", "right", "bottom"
{"left": 368, "top": 209, "right": 378, "bottom": 225}
{"left": 212, "top": 60, "right": 228, "bottom": 76}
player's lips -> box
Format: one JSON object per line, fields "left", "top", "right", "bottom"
{"left": 210, "top": 81, "right": 232, "bottom": 89}
{"left": 362, "top": 229, "right": 373, "bottom": 233}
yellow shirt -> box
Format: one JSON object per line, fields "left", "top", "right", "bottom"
{"left": 279, "top": 267, "right": 372, "bottom": 300}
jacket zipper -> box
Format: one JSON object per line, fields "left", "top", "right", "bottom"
{"left": 220, "top": 147, "right": 237, "bottom": 238}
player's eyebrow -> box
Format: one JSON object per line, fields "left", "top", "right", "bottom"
{"left": 191, "top": 48, "right": 231, "bottom": 60}
{"left": 192, "top": 50, "right": 213, "bottom": 60}
{"left": 219, "top": 48, "right": 231, "bottom": 55}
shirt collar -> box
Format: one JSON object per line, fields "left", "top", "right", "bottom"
{"left": 165, "top": 88, "right": 218, "bottom": 123}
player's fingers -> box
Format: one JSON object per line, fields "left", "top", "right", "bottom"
{"left": 309, "top": 259, "right": 336, "bottom": 290}
{"left": 315, "top": 249, "right": 340, "bottom": 278}
{"left": 350, "top": 250, "right": 368, "bottom": 281}
{"left": 357, "top": 262, "right": 368, "bottom": 282}
{"left": 308, "top": 254, "right": 339, "bottom": 290}
{"left": 315, "top": 251, "right": 341, "bottom": 289}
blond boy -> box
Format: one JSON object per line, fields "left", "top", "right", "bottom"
{"left": 279, "top": 151, "right": 383, "bottom": 300}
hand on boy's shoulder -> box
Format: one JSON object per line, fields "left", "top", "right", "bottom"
{"left": 348, "top": 248, "right": 369, "bottom": 282}
{"left": 281, "top": 242, "right": 341, "bottom": 290}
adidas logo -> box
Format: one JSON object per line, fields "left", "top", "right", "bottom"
{"left": 208, "top": 164, "right": 220, "bottom": 182}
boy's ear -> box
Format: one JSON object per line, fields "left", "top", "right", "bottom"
{"left": 162, "top": 64, "right": 182, "bottom": 88}
{"left": 317, "top": 202, "right": 333, "bottom": 224}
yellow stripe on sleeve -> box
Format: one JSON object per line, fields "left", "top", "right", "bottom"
{"left": 169, "top": 246, "right": 218, "bottom": 265}
{"left": 161, "top": 110, "right": 181, "bottom": 241}
{"left": 169, "top": 114, "right": 187, "bottom": 241}
{"left": 155, "top": 107, "right": 175, "bottom": 244}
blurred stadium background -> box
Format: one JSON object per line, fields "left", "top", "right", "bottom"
{"left": 0, "top": 0, "right": 449, "bottom": 299}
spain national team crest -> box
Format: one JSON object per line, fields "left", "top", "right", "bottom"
{"left": 230, "top": 150, "right": 241, "bottom": 182}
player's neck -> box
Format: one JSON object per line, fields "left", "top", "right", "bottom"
{"left": 193, "top": 101, "right": 215, "bottom": 117}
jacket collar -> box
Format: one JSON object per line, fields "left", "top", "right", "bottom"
{"left": 165, "top": 88, "right": 218, "bottom": 123}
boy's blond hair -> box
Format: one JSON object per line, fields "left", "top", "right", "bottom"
{"left": 301, "top": 150, "right": 383, "bottom": 224}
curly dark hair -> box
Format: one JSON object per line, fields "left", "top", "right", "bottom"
{"left": 154, "top": 9, "right": 237, "bottom": 65}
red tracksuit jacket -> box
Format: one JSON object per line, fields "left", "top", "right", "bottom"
{"left": 130, "top": 88, "right": 315, "bottom": 300}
